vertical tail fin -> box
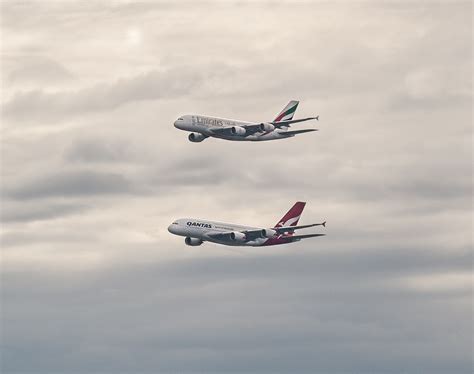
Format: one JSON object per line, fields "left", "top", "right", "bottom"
{"left": 274, "top": 201, "right": 306, "bottom": 228}
{"left": 274, "top": 100, "right": 299, "bottom": 122}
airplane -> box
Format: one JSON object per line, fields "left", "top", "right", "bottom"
{"left": 168, "top": 201, "right": 326, "bottom": 247}
{"left": 173, "top": 100, "right": 319, "bottom": 142}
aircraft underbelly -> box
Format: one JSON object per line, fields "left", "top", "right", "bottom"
{"left": 214, "top": 132, "right": 290, "bottom": 142}
{"left": 206, "top": 238, "right": 266, "bottom": 247}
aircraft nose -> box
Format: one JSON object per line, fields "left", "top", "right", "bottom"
{"left": 174, "top": 118, "right": 184, "bottom": 129}
{"left": 168, "top": 223, "right": 179, "bottom": 234}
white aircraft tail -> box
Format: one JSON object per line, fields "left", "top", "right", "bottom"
{"left": 274, "top": 100, "right": 299, "bottom": 122}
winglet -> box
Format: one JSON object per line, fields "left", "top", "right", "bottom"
{"left": 322, "top": 221, "right": 326, "bottom": 227}
{"left": 316, "top": 115, "right": 319, "bottom": 121}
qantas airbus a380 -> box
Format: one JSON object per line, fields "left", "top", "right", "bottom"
{"left": 173, "top": 100, "right": 319, "bottom": 142}
{"left": 168, "top": 202, "right": 326, "bottom": 247}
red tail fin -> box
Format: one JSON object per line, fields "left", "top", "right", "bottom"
{"left": 274, "top": 201, "right": 306, "bottom": 228}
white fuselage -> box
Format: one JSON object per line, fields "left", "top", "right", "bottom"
{"left": 174, "top": 115, "right": 290, "bottom": 141}
{"left": 168, "top": 218, "right": 270, "bottom": 246}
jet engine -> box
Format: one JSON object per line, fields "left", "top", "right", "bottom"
{"left": 230, "top": 231, "right": 246, "bottom": 242}
{"left": 261, "top": 228, "right": 277, "bottom": 238}
{"left": 188, "top": 133, "right": 207, "bottom": 142}
{"left": 231, "top": 126, "right": 246, "bottom": 136}
{"left": 185, "top": 237, "right": 203, "bottom": 246}
{"left": 259, "top": 122, "right": 275, "bottom": 132}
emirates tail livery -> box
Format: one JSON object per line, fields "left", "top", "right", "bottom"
{"left": 168, "top": 202, "right": 326, "bottom": 247}
{"left": 174, "top": 100, "right": 319, "bottom": 142}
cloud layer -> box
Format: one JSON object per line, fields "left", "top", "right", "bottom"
{"left": 1, "top": 1, "right": 472, "bottom": 373}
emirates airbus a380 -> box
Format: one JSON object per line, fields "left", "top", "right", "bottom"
{"left": 173, "top": 100, "right": 319, "bottom": 142}
{"left": 168, "top": 202, "right": 326, "bottom": 247}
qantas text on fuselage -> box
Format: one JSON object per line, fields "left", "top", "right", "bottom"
{"left": 173, "top": 100, "right": 319, "bottom": 143}
{"left": 168, "top": 202, "right": 326, "bottom": 247}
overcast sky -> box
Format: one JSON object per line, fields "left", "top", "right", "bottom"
{"left": 1, "top": 1, "right": 472, "bottom": 373}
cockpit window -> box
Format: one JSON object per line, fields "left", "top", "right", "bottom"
{"left": 172, "top": 222, "right": 178, "bottom": 225}
{"left": 178, "top": 117, "right": 184, "bottom": 121}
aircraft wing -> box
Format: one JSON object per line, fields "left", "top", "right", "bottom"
{"left": 206, "top": 232, "right": 234, "bottom": 241}
{"left": 272, "top": 116, "right": 318, "bottom": 127}
{"left": 209, "top": 124, "right": 264, "bottom": 136}
{"left": 279, "top": 129, "right": 318, "bottom": 136}
{"left": 207, "top": 229, "right": 270, "bottom": 242}
{"left": 207, "top": 229, "right": 264, "bottom": 242}
{"left": 207, "top": 231, "right": 254, "bottom": 243}
{"left": 207, "top": 221, "right": 326, "bottom": 240}
{"left": 287, "top": 233, "right": 326, "bottom": 241}
{"left": 241, "top": 229, "right": 266, "bottom": 241}
{"left": 209, "top": 127, "right": 232, "bottom": 135}
{"left": 274, "top": 222, "right": 326, "bottom": 234}
{"left": 233, "top": 223, "right": 326, "bottom": 240}
{"left": 209, "top": 117, "right": 318, "bottom": 136}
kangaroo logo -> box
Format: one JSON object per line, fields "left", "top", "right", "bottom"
{"left": 277, "top": 215, "right": 300, "bottom": 227}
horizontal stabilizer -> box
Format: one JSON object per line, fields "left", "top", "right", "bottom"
{"left": 272, "top": 116, "right": 318, "bottom": 126}
{"left": 275, "top": 222, "right": 326, "bottom": 234}
{"left": 279, "top": 129, "right": 318, "bottom": 136}
{"left": 289, "top": 233, "right": 326, "bottom": 241}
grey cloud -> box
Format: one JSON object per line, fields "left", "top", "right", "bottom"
{"left": 1, "top": 227, "right": 97, "bottom": 249}
{"left": 5, "top": 56, "right": 75, "bottom": 87}
{"left": 2, "top": 68, "right": 204, "bottom": 122}
{"left": 1, "top": 1, "right": 472, "bottom": 373}
{"left": 154, "top": 144, "right": 472, "bottom": 212}
{"left": 1, "top": 201, "right": 88, "bottom": 223}
{"left": 387, "top": 65, "right": 472, "bottom": 111}
{"left": 388, "top": 91, "right": 472, "bottom": 112}
{"left": 64, "top": 138, "right": 140, "bottom": 163}
{"left": 154, "top": 154, "right": 245, "bottom": 188}
{"left": 5, "top": 170, "right": 138, "bottom": 200}
{"left": 2, "top": 247, "right": 471, "bottom": 373}
{"left": 141, "top": 247, "right": 472, "bottom": 285}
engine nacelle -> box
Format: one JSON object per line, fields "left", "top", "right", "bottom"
{"left": 259, "top": 122, "right": 275, "bottom": 132}
{"left": 261, "top": 228, "right": 277, "bottom": 238}
{"left": 188, "top": 133, "right": 207, "bottom": 142}
{"left": 231, "top": 126, "right": 246, "bottom": 136}
{"left": 230, "top": 231, "right": 246, "bottom": 242}
{"left": 185, "top": 237, "right": 203, "bottom": 246}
